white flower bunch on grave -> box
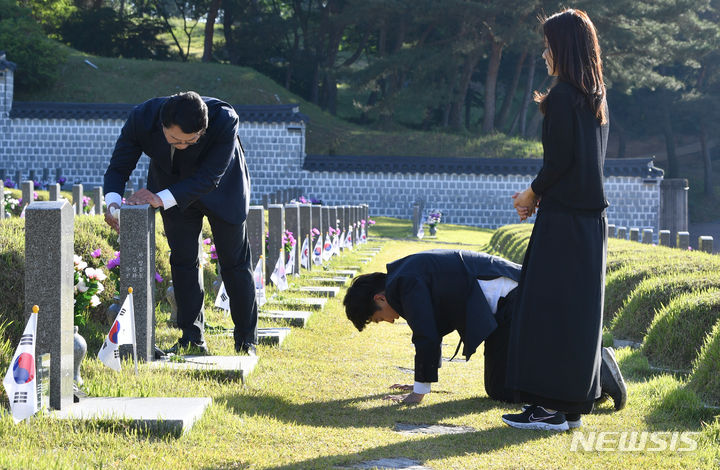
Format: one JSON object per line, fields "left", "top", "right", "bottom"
{"left": 73, "top": 254, "right": 107, "bottom": 325}
{"left": 3, "top": 190, "right": 19, "bottom": 217}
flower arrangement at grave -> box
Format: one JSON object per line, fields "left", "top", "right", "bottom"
{"left": 74, "top": 254, "right": 107, "bottom": 327}
{"left": 426, "top": 211, "right": 442, "bottom": 236}
{"left": 57, "top": 177, "right": 66, "bottom": 186}
{"left": 82, "top": 196, "right": 92, "bottom": 214}
{"left": 3, "top": 190, "right": 19, "bottom": 217}
{"left": 282, "top": 230, "right": 296, "bottom": 253}
{"left": 311, "top": 227, "right": 320, "bottom": 242}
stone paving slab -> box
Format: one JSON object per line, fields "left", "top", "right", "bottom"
{"left": 358, "top": 258, "right": 373, "bottom": 264}
{"left": 258, "top": 327, "right": 291, "bottom": 346}
{"left": 259, "top": 309, "right": 311, "bottom": 327}
{"left": 294, "top": 286, "right": 340, "bottom": 297}
{"left": 394, "top": 423, "right": 476, "bottom": 435}
{"left": 339, "top": 458, "right": 431, "bottom": 470}
{"left": 322, "top": 269, "right": 358, "bottom": 278}
{"left": 305, "top": 277, "right": 349, "bottom": 287}
{"left": 51, "top": 396, "right": 212, "bottom": 436}
{"left": 150, "top": 355, "right": 258, "bottom": 382}
{"left": 267, "top": 297, "right": 328, "bottom": 310}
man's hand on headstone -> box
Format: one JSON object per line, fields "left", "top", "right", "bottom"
{"left": 104, "top": 203, "right": 120, "bottom": 232}
{"left": 384, "top": 392, "right": 424, "bottom": 404}
{"left": 126, "top": 188, "right": 163, "bottom": 208}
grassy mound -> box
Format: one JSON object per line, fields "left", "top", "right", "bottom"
{"left": 689, "top": 319, "right": 720, "bottom": 406}
{"left": 642, "top": 289, "right": 720, "bottom": 371}
{"left": 611, "top": 271, "right": 720, "bottom": 341}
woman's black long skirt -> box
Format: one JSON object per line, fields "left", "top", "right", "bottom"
{"left": 505, "top": 201, "right": 607, "bottom": 414}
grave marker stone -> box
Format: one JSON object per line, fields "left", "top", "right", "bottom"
{"left": 120, "top": 205, "right": 156, "bottom": 362}
{"left": 42, "top": 168, "right": 50, "bottom": 183}
{"left": 659, "top": 230, "right": 671, "bottom": 247}
{"left": 617, "top": 227, "right": 627, "bottom": 239}
{"left": 677, "top": 231, "right": 690, "bottom": 250}
{"left": 299, "top": 204, "right": 313, "bottom": 271}
{"left": 311, "top": 204, "right": 323, "bottom": 252}
{"left": 48, "top": 183, "right": 61, "bottom": 202}
{"left": 92, "top": 187, "right": 104, "bottom": 215}
{"left": 72, "top": 184, "right": 83, "bottom": 215}
{"left": 629, "top": 228, "right": 640, "bottom": 242}
{"left": 29, "top": 170, "right": 37, "bottom": 182}
{"left": 284, "top": 203, "right": 301, "bottom": 274}
{"left": 321, "top": 206, "right": 331, "bottom": 237}
{"left": 607, "top": 224, "right": 616, "bottom": 238}
{"left": 247, "top": 206, "right": 265, "bottom": 280}
{"left": 699, "top": 236, "right": 714, "bottom": 253}
{"left": 21, "top": 181, "right": 34, "bottom": 210}
{"left": 24, "top": 200, "right": 74, "bottom": 410}
{"left": 14, "top": 170, "right": 21, "bottom": 187}
{"left": 642, "top": 229, "right": 653, "bottom": 244}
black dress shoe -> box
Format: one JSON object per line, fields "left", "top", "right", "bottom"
{"left": 235, "top": 343, "right": 257, "bottom": 356}
{"left": 166, "top": 340, "right": 210, "bottom": 356}
{"left": 600, "top": 347, "right": 627, "bottom": 411}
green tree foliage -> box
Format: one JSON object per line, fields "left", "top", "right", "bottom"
{"left": 0, "top": 0, "right": 67, "bottom": 92}
{"left": 59, "top": 7, "right": 171, "bottom": 59}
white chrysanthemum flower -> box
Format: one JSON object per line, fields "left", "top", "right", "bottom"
{"left": 90, "top": 295, "right": 101, "bottom": 307}
{"left": 96, "top": 282, "right": 104, "bottom": 293}
{"left": 76, "top": 278, "right": 89, "bottom": 293}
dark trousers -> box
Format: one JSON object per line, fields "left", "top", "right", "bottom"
{"left": 161, "top": 202, "right": 257, "bottom": 346}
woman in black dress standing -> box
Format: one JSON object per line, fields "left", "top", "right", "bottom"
{"left": 502, "top": 9, "right": 609, "bottom": 432}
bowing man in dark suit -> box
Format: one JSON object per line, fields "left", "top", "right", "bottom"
{"left": 343, "top": 249, "right": 522, "bottom": 404}
{"left": 103, "top": 91, "right": 257, "bottom": 355}
{"left": 343, "top": 249, "right": 626, "bottom": 416}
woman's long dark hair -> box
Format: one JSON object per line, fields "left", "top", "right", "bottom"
{"left": 535, "top": 9, "right": 607, "bottom": 124}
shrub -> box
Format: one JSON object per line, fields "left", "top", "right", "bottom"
{"left": 611, "top": 271, "right": 720, "bottom": 342}
{"left": 0, "top": 0, "right": 67, "bottom": 92}
{"left": 642, "top": 289, "right": 720, "bottom": 371}
{"left": 689, "top": 319, "right": 720, "bottom": 406}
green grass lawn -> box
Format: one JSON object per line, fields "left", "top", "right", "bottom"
{"left": 1, "top": 221, "right": 719, "bottom": 468}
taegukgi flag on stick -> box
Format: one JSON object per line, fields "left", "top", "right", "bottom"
{"left": 312, "top": 235, "right": 323, "bottom": 266}
{"left": 98, "top": 288, "right": 137, "bottom": 373}
{"left": 322, "top": 232, "right": 333, "bottom": 261}
{"left": 300, "top": 236, "right": 310, "bottom": 269}
{"left": 270, "top": 249, "right": 289, "bottom": 290}
{"left": 214, "top": 281, "right": 230, "bottom": 311}
{"left": 332, "top": 232, "right": 340, "bottom": 256}
{"left": 285, "top": 244, "right": 296, "bottom": 276}
{"left": 254, "top": 256, "right": 266, "bottom": 306}
{"left": 3, "top": 305, "right": 39, "bottom": 423}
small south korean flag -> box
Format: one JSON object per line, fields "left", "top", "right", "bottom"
{"left": 98, "top": 289, "right": 136, "bottom": 371}
{"left": 312, "top": 235, "right": 323, "bottom": 266}
{"left": 254, "top": 257, "right": 266, "bottom": 306}
{"left": 285, "top": 245, "right": 296, "bottom": 276}
{"left": 300, "top": 236, "right": 310, "bottom": 269}
{"left": 214, "top": 282, "right": 231, "bottom": 311}
{"left": 270, "top": 250, "right": 289, "bottom": 290}
{"left": 3, "top": 305, "right": 39, "bottom": 423}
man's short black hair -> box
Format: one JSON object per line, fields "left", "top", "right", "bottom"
{"left": 160, "top": 91, "right": 208, "bottom": 133}
{"left": 343, "top": 272, "right": 387, "bottom": 332}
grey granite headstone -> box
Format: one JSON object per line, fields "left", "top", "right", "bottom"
{"left": 257, "top": 327, "right": 291, "bottom": 346}
{"left": 629, "top": 228, "right": 640, "bottom": 242}
{"left": 120, "top": 205, "right": 156, "bottom": 362}
{"left": 42, "top": 168, "right": 50, "bottom": 182}
{"left": 48, "top": 183, "right": 61, "bottom": 202}
{"left": 92, "top": 187, "right": 104, "bottom": 215}
{"left": 258, "top": 310, "right": 311, "bottom": 327}
{"left": 339, "top": 206, "right": 348, "bottom": 245}
{"left": 699, "top": 236, "right": 713, "bottom": 253}
{"left": 55, "top": 168, "right": 62, "bottom": 182}
{"left": 261, "top": 194, "right": 269, "bottom": 209}
{"left": 284, "top": 203, "right": 301, "bottom": 275}
{"left": 24, "top": 200, "right": 74, "bottom": 410}
{"left": 617, "top": 227, "right": 627, "bottom": 239}
{"left": 247, "top": 206, "right": 265, "bottom": 279}
{"left": 299, "top": 204, "right": 313, "bottom": 271}
{"left": 412, "top": 203, "right": 421, "bottom": 236}
{"left": 124, "top": 188, "right": 135, "bottom": 199}
{"left": 321, "top": 206, "right": 331, "bottom": 238}
{"left": 642, "top": 229, "right": 653, "bottom": 244}
{"left": 311, "top": 204, "right": 323, "bottom": 257}
{"left": 659, "top": 230, "right": 671, "bottom": 247}
{"left": 329, "top": 206, "right": 338, "bottom": 233}
{"left": 295, "top": 286, "right": 340, "bottom": 298}
{"left": 28, "top": 170, "right": 36, "bottom": 182}
{"left": 21, "top": 181, "right": 34, "bottom": 210}
{"left": 267, "top": 205, "right": 285, "bottom": 285}
{"left": 72, "top": 184, "right": 83, "bottom": 215}
{"left": 677, "top": 231, "right": 690, "bottom": 250}
{"left": 14, "top": 170, "right": 22, "bottom": 187}
{"left": 0, "top": 169, "right": 7, "bottom": 180}
{"left": 607, "top": 224, "right": 616, "bottom": 238}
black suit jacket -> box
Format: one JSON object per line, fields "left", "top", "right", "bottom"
{"left": 384, "top": 249, "right": 521, "bottom": 383}
{"left": 104, "top": 96, "right": 250, "bottom": 224}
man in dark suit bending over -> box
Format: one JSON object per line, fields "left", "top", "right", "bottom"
{"left": 344, "top": 249, "right": 626, "bottom": 428}
{"left": 103, "top": 91, "right": 257, "bottom": 355}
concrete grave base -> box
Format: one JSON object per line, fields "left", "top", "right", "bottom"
{"left": 51, "top": 396, "right": 211, "bottom": 436}
{"left": 305, "top": 277, "right": 349, "bottom": 287}
{"left": 338, "top": 458, "right": 431, "bottom": 470}
{"left": 259, "top": 310, "right": 312, "bottom": 327}
{"left": 320, "top": 269, "right": 358, "bottom": 278}
{"left": 267, "top": 297, "right": 328, "bottom": 310}
{"left": 258, "top": 327, "right": 291, "bottom": 346}
{"left": 149, "top": 355, "right": 258, "bottom": 382}
{"left": 294, "top": 286, "right": 340, "bottom": 297}
{"left": 394, "top": 423, "right": 476, "bottom": 435}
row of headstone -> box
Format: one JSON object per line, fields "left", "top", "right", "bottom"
{"left": 608, "top": 224, "right": 714, "bottom": 253}
{"left": 260, "top": 187, "right": 304, "bottom": 208}
{"left": 1, "top": 168, "right": 144, "bottom": 191}
{"left": 247, "top": 203, "right": 371, "bottom": 285}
